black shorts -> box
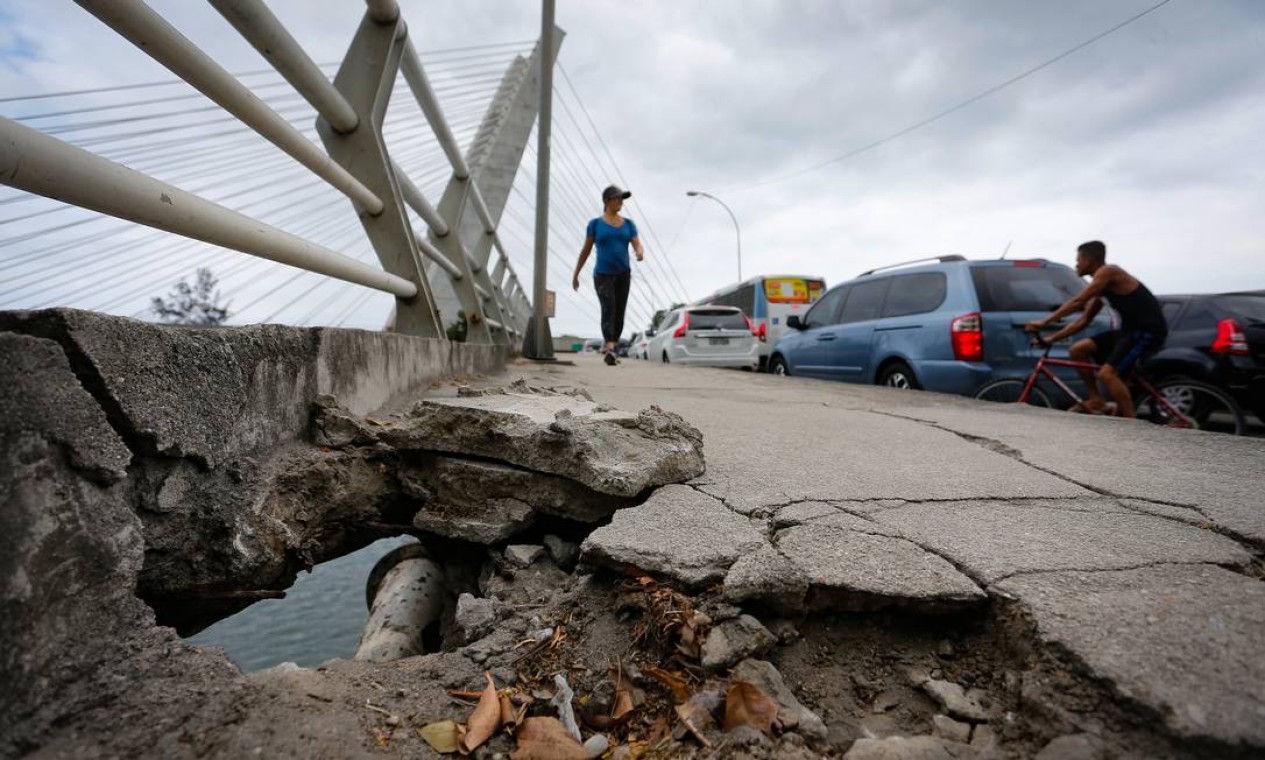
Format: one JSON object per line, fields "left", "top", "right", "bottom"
{"left": 1090, "top": 329, "right": 1164, "bottom": 374}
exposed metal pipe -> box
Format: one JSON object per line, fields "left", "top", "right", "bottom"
{"left": 0, "top": 117, "right": 416, "bottom": 298}
{"left": 400, "top": 38, "right": 471, "bottom": 179}
{"left": 209, "top": 0, "right": 360, "bottom": 134}
{"left": 355, "top": 544, "right": 444, "bottom": 662}
{"left": 391, "top": 160, "right": 450, "bottom": 236}
{"left": 73, "top": 0, "right": 384, "bottom": 215}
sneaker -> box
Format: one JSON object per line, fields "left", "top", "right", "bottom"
{"left": 604, "top": 351, "right": 617, "bottom": 366}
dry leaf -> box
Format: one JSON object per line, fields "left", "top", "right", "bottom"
{"left": 510, "top": 717, "right": 588, "bottom": 760}
{"left": 460, "top": 673, "right": 501, "bottom": 754}
{"left": 499, "top": 692, "right": 527, "bottom": 731}
{"left": 611, "top": 665, "right": 635, "bottom": 720}
{"left": 418, "top": 720, "right": 461, "bottom": 754}
{"left": 723, "top": 681, "right": 779, "bottom": 736}
{"left": 673, "top": 690, "right": 721, "bottom": 747}
{"left": 643, "top": 666, "right": 692, "bottom": 703}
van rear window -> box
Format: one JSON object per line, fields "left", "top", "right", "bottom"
{"left": 970, "top": 265, "right": 1085, "bottom": 312}
{"left": 688, "top": 310, "right": 748, "bottom": 330}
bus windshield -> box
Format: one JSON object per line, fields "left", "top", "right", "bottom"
{"left": 764, "top": 278, "right": 825, "bottom": 304}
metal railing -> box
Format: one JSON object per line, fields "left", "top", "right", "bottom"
{"left": 0, "top": 0, "right": 543, "bottom": 342}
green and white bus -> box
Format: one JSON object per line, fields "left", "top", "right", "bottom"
{"left": 696, "top": 274, "right": 826, "bottom": 369}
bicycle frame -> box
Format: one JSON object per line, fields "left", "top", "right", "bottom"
{"left": 1018, "top": 345, "right": 1192, "bottom": 423}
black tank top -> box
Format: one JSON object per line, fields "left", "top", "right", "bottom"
{"left": 1105, "top": 281, "right": 1166, "bottom": 334}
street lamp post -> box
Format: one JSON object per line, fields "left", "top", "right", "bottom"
{"left": 686, "top": 190, "right": 741, "bottom": 282}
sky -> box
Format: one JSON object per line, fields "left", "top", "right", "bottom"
{"left": 1, "top": 0, "right": 1262, "bottom": 339}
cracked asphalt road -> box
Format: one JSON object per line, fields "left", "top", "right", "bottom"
{"left": 512, "top": 355, "right": 1265, "bottom": 751}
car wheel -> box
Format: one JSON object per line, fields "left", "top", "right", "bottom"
{"left": 768, "top": 355, "right": 789, "bottom": 376}
{"left": 879, "top": 361, "right": 921, "bottom": 390}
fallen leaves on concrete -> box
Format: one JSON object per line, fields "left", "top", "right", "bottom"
{"left": 724, "top": 681, "right": 780, "bottom": 735}
{"left": 458, "top": 672, "right": 501, "bottom": 753}
{"left": 509, "top": 717, "right": 587, "bottom": 760}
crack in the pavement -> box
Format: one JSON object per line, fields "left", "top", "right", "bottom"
{"left": 988, "top": 559, "right": 1255, "bottom": 586}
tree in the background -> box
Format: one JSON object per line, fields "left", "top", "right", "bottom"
{"left": 151, "top": 268, "right": 231, "bottom": 326}
{"left": 445, "top": 310, "right": 468, "bottom": 342}
{"left": 649, "top": 303, "right": 685, "bottom": 333}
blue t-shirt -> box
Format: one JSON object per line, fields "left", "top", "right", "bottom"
{"left": 587, "top": 217, "right": 638, "bottom": 275}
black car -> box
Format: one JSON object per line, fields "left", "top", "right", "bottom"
{"left": 1148, "top": 291, "right": 1265, "bottom": 422}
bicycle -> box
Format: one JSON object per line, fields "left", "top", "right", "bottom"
{"left": 973, "top": 339, "right": 1247, "bottom": 435}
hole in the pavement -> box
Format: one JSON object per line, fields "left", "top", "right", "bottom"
{"left": 182, "top": 535, "right": 417, "bottom": 672}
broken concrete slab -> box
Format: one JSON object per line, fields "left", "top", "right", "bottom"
{"left": 544, "top": 535, "right": 580, "bottom": 571}
{"left": 413, "top": 497, "right": 536, "bottom": 544}
{"left": 383, "top": 387, "right": 704, "bottom": 497}
{"left": 775, "top": 526, "right": 986, "bottom": 612}
{"left": 580, "top": 485, "right": 764, "bottom": 587}
{"left": 995, "top": 564, "right": 1265, "bottom": 747}
{"left": 700, "top": 614, "right": 777, "bottom": 669}
{"left": 723, "top": 543, "right": 810, "bottom": 613}
{"left": 872, "top": 501, "right": 1252, "bottom": 584}
{"left": 398, "top": 453, "right": 635, "bottom": 524}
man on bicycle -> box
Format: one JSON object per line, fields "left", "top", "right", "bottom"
{"left": 1025, "top": 240, "right": 1167, "bottom": 418}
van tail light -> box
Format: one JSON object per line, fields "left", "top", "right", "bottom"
{"left": 951, "top": 312, "right": 983, "bottom": 362}
{"left": 1211, "top": 318, "right": 1249, "bottom": 355}
{"left": 757, "top": 322, "right": 768, "bottom": 342}
{"left": 673, "top": 313, "right": 690, "bottom": 339}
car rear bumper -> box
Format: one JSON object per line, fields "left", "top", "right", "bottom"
{"left": 669, "top": 343, "right": 759, "bottom": 368}
{"left": 914, "top": 361, "right": 996, "bottom": 396}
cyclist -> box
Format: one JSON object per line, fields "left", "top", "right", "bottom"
{"left": 1025, "top": 240, "right": 1167, "bottom": 418}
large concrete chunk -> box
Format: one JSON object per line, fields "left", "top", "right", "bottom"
{"left": 776, "top": 525, "right": 985, "bottom": 611}
{"left": 872, "top": 501, "right": 1253, "bottom": 583}
{"left": 580, "top": 485, "right": 763, "bottom": 587}
{"left": 723, "top": 543, "right": 810, "bottom": 612}
{"left": 385, "top": 388, "right": 704, "bottom": 497}
{"left": 996, "top": 564, "right": 1265, "bottom": 747}
{"left": 399, "top": 453, "right": 635, "bottom": 525}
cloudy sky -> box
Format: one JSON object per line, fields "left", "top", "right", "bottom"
{"left": 1, "top": 0, "right": 1262, "bottom": 339}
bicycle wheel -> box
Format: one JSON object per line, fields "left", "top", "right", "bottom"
{"left": 973, "top": 379, "right": 1053, "bottom": 407}
{"left": 1135, "top": 379, "right": 1247, "bottom": 435}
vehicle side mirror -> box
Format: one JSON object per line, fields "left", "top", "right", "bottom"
{"left": 786, "top": 315, "right": 803, "bottom": 330}
{"left": 646, "top": 330, "right": 655, "bottom": 338}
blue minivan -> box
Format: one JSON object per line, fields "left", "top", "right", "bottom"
{"left": 768, "top": 256, "right": 1111, "bottom": 397}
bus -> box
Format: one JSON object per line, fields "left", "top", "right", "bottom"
{"left": 695, "top": 274, "right": 826, "bottom": 369}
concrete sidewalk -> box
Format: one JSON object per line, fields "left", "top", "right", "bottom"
{"left": 519, "top": 355, "right": 1265, "bottom": 753}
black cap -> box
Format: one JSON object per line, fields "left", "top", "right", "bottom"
{"left": 602, "top": 185, "right": 631, "bottom": 202}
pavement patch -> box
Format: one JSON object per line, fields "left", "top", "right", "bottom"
{"left": 995, "top": 564, "right": 1265, "bottom": 747}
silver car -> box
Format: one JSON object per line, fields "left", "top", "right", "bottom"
{"left": 646, "top": 306, "right": 760, "bottom": 369}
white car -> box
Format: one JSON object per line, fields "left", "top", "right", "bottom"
{"left": 630, "top": 332, "right": 651, "bottom": 360}
{"left": 645, "top": 306, "right": 760, "bottom": 369}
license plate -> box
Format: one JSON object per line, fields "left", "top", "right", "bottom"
{"left": 708, "top": 337, "right": 729, "bottom": 346}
